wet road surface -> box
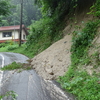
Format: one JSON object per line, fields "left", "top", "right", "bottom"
{"left": 0, "top": 52, "right": 29, "bottom": 67}
{"left": 0, "top": 56, "right": 2, "bottom": 66}
{"left": 0, "top": 52, "right": 75, "bottom": 100}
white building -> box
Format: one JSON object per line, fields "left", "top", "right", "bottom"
{"left": 0, "top": 25, "right": 28, "bottom": 43}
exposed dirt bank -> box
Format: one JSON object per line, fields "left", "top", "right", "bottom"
{"left": 31, "top": 34, "right": 72, "bottom": 80}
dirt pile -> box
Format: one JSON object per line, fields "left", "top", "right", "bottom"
{"left": 31, "top": 34, "right": 72, "bottom": 80}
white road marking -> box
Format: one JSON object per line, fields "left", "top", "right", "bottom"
{"left": 0, "top": 54, "right": 4, "bottom": 87}
{"left": 0, "top": 54, "right": 4, "bottom": 68}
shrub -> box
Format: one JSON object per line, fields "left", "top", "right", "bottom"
{"left": 7, "top": 45, "right": 18, "bottom": 51}
{"left": 88, "top": 0, "right": 100, "bottom": 17}
{"left": 59, "top": 71, "right": 100, "bottom": 100}
{"left": 0, "top": 43, "right": 7, "bottom": 48}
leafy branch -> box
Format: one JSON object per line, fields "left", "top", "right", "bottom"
{"left": 0, "top": 91, "right": 18, "bottom": 100}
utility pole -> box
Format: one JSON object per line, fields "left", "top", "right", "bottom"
{"left": 19, "top": 0, "right": 23, "bottom": 46}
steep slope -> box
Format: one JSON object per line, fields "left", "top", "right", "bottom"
{"left": 30, "top": 13, "right": 93, "bottom": 80}
{"left": 83, "top": 28, "right": 100, "bottom": 75}
{"left": 31, "top": 34, "right": 72, "bottom": 79}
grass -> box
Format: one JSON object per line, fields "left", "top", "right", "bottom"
{"left": 0, "top": 61, "right": 32, "bottom": 71}
{"left": 0, "top": 35, "right": 54, "bottom": 58}
{"left": 0, "top": 43, "right": 34, "bottom": 58}
{"left": 58, "top": 70, "right": 100, "bottom": 100}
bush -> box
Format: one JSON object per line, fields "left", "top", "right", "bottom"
{"left": 0, "top": 43, "right": 7, "bottom": 48}
{"left": 26, "top": 18, "right": 63, "bottom": 56}
{"left": 71, "top": 20, "right": 100, "bottom": 62}
{"left": 7, "top": 45, "right": 18, "bottom": 51}
{"left": 88, "top": 0, "right": 100, "bottom": 17}
{"left": 59, "top": 71, "right": 100, "bottom": 100}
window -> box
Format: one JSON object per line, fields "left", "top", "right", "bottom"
{"left": 3, "top": 32, "right": 12, "bottom": 37}
{"left": 23, "top": 35, "right": 26, "bottom": 39}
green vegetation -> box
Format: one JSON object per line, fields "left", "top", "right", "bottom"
{"left": 57, "top": 2, "right": 100, "bottom": 99}
{"left": 0, "top": 62, "right": 32, "bottom": 71}
{"left": 90, "top": 51, "right": 100, "bottom": 68}
{"left": 0, "top": 0, "right": 70, "bottom": 57}
{"left": 0, "top": 0, "right": 41, "bottom": 26}
{"left": 0, "top": 42, "right": 33, "bottom": 58}
{"left": 0, "top": 91, "right": 18, "bottom": 100}
{"left": 0, "top": 0, "right": 95, "bottom": 58}
{"left": 25, "top": 0, "right": 80, "bottom": 56}
{"left": 1, "top": 0, "right": 100, "bottom": 99}
{"left": 71, "top": 20, "right": 99, "bottom": 65}
{"left": 0, "top": 0, "right": 12, "bottom": 16}
{"left": 88, "top": 0, "right": 100, "bottom": 17}
{"left": 59, "top": 71, "right": 100, "bottom": 100}
{"left": 26, "top": 17, "right": 63, "bottom": 54}
{"left": 58, "top": 19, "right": 100, "bottom": 100}
{"left": 23, "top": 0, "right": 95, "bottom": 58}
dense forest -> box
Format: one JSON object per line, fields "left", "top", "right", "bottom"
{"left": 0, "top": 0, "right": 11, "bottom": 16}
{"left": 0, "top": 0, "right": 41, "bottom": 26}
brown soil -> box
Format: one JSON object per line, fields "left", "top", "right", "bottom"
{"left": 31, "top": 34, "right": 72, "bottom": 80}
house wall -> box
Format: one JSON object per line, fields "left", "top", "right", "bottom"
{"left": 22, "top": 29, "right": 26, "bottom": 40}
{"left": 12, "top": 29, "right": 26, "bottom": 40}
{"left": 0, "top": 29, "right": 26, "bottom": 43}
{"left": 0, "top": 30, "right": 19, "bottom": 40}
{"left": 12, "top": 30, "right": 19, "bottom": 40}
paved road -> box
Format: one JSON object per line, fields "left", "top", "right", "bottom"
{"left": 0, "top": 52, "right": 29, "bottom": 67}
{"left": 0, "top": 52, "right": 75, "bottom": 100}
{"left": 0, "top": 56, "right": 2, "bottom": 66}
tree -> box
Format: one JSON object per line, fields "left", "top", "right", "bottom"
{"left": 0, "top": 0, "right": 12, "bottom": 16}
{"left": 0, "top": 0, "right": 41, "bottom": 27}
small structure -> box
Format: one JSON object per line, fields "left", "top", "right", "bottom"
{"left": 0, "top": 25, "right": 28, "bottom": 43}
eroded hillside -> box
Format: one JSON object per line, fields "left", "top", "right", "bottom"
{"left": 30, "top": 13, "right": 94, "bottom": 80}
{"left": 31, "top": 34, "right": 72, "bottom": 80}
